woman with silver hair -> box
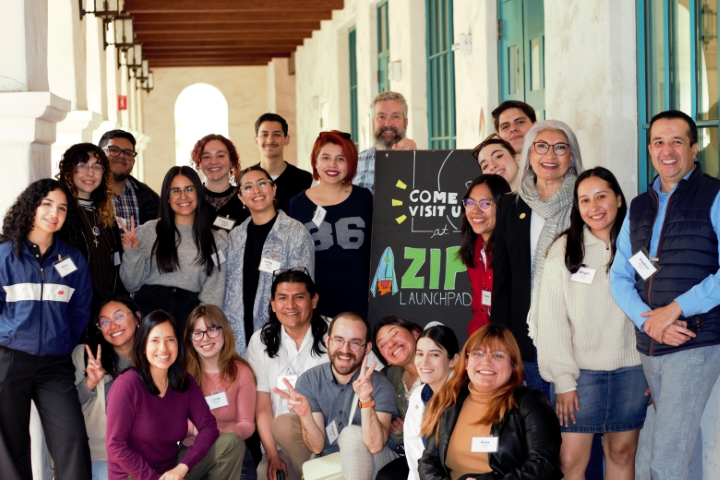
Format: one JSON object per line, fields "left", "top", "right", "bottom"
{"left": 491, "top": 120, "right": 583, "bottom": 398}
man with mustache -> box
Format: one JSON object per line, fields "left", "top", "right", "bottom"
{"left": 99, "top": 130, "right": 160, "bottom": 227}
{"left": 611, "top": 110, "right": 720, "bottom": 480}
{"left": 253, "top": 113, "right": 313, "bottom": 213}
{"left": 272, "top": 312, "right": 398, "bottom": 480}
{"left": 354, "top": 92, "right": 417, "bottom": 194}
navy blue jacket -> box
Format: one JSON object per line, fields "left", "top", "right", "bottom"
{"left": 0, "top": 237, "right": 92, "bottom": 356}
{"left": 630, "top": 164, "right": 720, "bottom": 356}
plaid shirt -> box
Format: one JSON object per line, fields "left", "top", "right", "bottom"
{"left": 353, "top": 146, "right": 376, "bottom": 194}
{"left": 113, "top": 177, "right": 140, "bottom": 227}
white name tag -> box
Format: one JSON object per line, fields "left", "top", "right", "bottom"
{"left": 277, "top": 374, "right": 298, "bottom": 390}
{"left": 259, "top": 257, "right": 282, "bottom": 274}
{"left": 312, "top": 206, "right": 327, "bottom": 228}
{"left": 213, "top": 216, "right": 236, "bottom": 231}
{"left": 211, "top": 249, "right": 227, "bottom": 266}
{"left": 628, "top": 250, "right": 658, "bottom": 280}
{"left": 570, "top": 266, "right": 596, "bottom": 284}
{"left": 325, "top": 421, "right": 339, "bottom": 445}
{"left": 471, "top": 436, "right": 498, "bottom": 453}
{"left": 481, "top": 290, "right": 492, "bottom": 306}
{"left": 54, "top": 258, "right": 78, "bottom": 277}
{"left": 113, "top": 251, "right": 121, "bottom": 266}
{"left": 205, "top": 391, "right": 229, "bottom": 410}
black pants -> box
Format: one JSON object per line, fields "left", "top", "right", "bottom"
{"left": 0, "top": 346, "right": 91, "bottom": 480}
{"left": 134, "top": 284, "right": 201, "bottom": 333}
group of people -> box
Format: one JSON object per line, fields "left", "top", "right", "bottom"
{"left": 0, "top": 89, "right": 716, "bottom": 480}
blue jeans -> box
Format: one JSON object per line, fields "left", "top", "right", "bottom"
{"left": 91, "top": 461, "right": 108, "bottom": 480}
{"left": 641, "top": 345, "right": 720, "bottom": 480}
{"left": 522, "top": 359, "right": 552, "bottom": 399}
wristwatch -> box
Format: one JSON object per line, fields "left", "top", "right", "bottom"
{"left": 358, "top": 396, "right": 375, "bottom": 409}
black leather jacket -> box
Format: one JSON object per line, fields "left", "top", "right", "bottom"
{"left": 419, "top": 386, "right": 562, "bottom": 480}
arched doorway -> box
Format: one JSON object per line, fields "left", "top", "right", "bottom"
{"left": 174, "top": 83, "right": 229, "bottom": 167}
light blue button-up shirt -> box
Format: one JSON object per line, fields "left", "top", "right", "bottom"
{"left": 610, "top": 167, "right": 720, "bottom": 331}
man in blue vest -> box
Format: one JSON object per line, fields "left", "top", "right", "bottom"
{"left": 611, "top": 110, "right": 720, "bottom": 480}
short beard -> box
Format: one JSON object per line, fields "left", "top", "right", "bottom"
{"left": 113, "top": 172, "right": 129, "bottom": 183}
{"left": 374, "top": 126, "right": 406, "bottom": 151}
{"left": 329, "top": 351, "right": 363, "bottom": 376}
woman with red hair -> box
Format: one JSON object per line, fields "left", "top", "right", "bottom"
{"left": 191, "top": 134, "right": 249, "bottom": 232}
{"left": 289, "top": 131, "right": 373, "bottom": 318}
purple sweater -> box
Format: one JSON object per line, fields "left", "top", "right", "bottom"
{"left": 106, "top": 369, "right": 219, "bottom": 480}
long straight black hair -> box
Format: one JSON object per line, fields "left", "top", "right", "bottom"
{"left": 132, "top": 310, "right": 189, "bottom": 394}
{"left": 153, "top": 166, "right": 218, "bottom": 275}
{"left": 562, "top": 167, "right": 627, "bottom": 274}
{"left": 458, "top": 174, "right": 512, "bottom": 268}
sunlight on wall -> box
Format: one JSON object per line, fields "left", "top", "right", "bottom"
{"left": 174, "top": 83, "right": 229, "bottom": 167}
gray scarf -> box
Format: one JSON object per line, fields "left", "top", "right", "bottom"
{"left": 518, "top": 171, "right": 577, "bottom": 340}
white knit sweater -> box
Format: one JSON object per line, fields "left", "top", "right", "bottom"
{"left": 535, "top": 229, "right": 641, "bottom": 393}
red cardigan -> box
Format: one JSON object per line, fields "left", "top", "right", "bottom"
{"left": 466, "top": 235, "right": 493, "bottom": 336}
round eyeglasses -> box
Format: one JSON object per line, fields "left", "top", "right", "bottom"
{"left": 191, "top": 326, "right": 223, "bottom": 342}
{"left": 532, "top": 141, "right": 570, "bottom": 156}
{"left": 462, "top": 198, "right": 496, "bottom": 212}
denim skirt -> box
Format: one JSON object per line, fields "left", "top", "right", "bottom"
{"left": 550, "top": 365, "right": 649, "bottom": 433}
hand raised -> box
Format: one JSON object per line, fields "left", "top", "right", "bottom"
{"left": 273, "top": 378, "right": 312, "bottom": 418}
{"left": 352, "top": 355, "right": 376, "bottom": 402}
{"left": 391, "top": 138, "right": 417, "bottom": 151}
{"left": 118, "top": 216, "right": 140, "bottom": 249}
{"left": 85, "top": 344, "right": 105, "bottom": 391}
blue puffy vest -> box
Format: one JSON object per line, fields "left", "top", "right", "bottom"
{"left": 629, "top": 163, "right": 720, "bottom": 356}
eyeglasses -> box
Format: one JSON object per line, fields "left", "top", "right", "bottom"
{"left": 241, "top": 179, "right": 273, "bottom": 194}
{"left": 97, "top": 312, "right": 133, "bottom": 331}
{"left": 330, "top": 337, "right": 366, "bottom": 351}
{"left": 471, "top": 134, "right": 502, "bottom": 160}
{"left": 169, "top": 186, "right": 196, "bottom": 197}
{"left": 532, "top": 141, "right": 569, "bottom": 156}
{"left": 191, "top": 326, "right": 223, "bottom": 342}
{"left": 103, "top": 145, "right": 137, "bottom": 158}
{"left": 468, "top": 350, "right": 509, "bottom": 362}
{"left": 76, "top": 163, "right": 105, "bottom": 175}
{"left": 462, "top": 198, "right": 496, "bottom": 211}
{"left": 273, "top": 266, "right": 310, "bottom": 277}
{"left": 318, "top": 131, "right": 352, "bottom": 140}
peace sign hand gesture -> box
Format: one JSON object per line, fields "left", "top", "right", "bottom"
{"left": 118, "top": 216, "right": 140, "bottom": 250}
{"left": 273, "top": 379, "right": 312, "bottom": 419}
{"left": 352, "top": 356, "right": 376, "bottom": 402}
{"left": 85, "top": 344, "right": 106, "bottom": 391}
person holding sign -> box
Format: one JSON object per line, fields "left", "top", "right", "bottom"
{"left": 535, "top": 168, "right": 646, "bottom": 480}
{"left": 472, "top": 136, "right": 520, "bottom": 191}
{"left": 610, "top": 110, "right": 720, "bottom": 480}
{"left": 106, "top": 310, "right": 244, "bottom": 479}
{"left": 191, "top": 134, "right": 250, "bottom": 232}
{"left": 492, "top": 120, "right": 584, "bottom": 399}
{"left": 419, "top": 325, "right": 562, "bottom": 480}
{"left": 0, "top": 179, "right": 93, "bottom": 480}
{"left": 183, "top": 305, "right": 255, "bottom": 460}
{"left": 57, "top": 143, "right": 126, "bottom": 318}
{"left": 119, "top": 166, "right": 228, "bottom": 334}
{"left": 272, "top": 313, "right": 398, "bottom": 480}
{"left": 290, "top": 130, "right": 373, "bottom": 318}
{"left": 72, "top": 295, "right": 141, "bottom": 480}
{"left": 458, "top": 174, "right": 512, "bottom": 336}
{"left": 224, "top": 165, "right": 314, "bottom": 355}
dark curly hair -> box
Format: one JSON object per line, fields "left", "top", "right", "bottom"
{"left": 0, "top": 179, "right": 82, "bottom": 257}
{"left": 56, "top": 143, "right": 115, "bottom": 228}
{"left": 190, "top": 134, "right": 241, "bottom": 185}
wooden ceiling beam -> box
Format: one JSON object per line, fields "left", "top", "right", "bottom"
{"left": 145, "top": 51, "right": 291, "bottom": 59}
{"left": 143, "top": 45, "right": 297, "bottom": 53}
{"left": 138, "top": 39, "right": 303, "bottom": 48}
{"left": 134, "top": 21, "right": 320, "bottom": 33}
{"left": 124, "top": 0, "right": 343, "bottom": 13}
{"left": 132, "top": 11, "right": 332, "bottom": 24}
{"left": 136, "top": 31, "right": 312, "bottom": 41}
{"left": 150, "top": 60, "right": 271, "bottom": 67}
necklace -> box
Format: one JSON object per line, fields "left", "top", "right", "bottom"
{"left": 80, "top": 204, "right": 100, "bottom": 248}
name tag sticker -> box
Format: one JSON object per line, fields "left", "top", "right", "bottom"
{"left": 471, "top": 436, "right": 499, "bottom": 453}
{"left": 481, "top": 290, "right": 492, "bottom": 306}
{"left": 113, "top": 251, "right": 121, "bottom": 266}
{"left": 312, "top": 206, "right": 327, "bottom": 228}
{"left": 277, "top": 374, "right": 298, "bottom": 390}
{"left": 628, "top": 250, "right": 658, "bottom": 280}
{"left": 570, "top": 266, "right": 596, "bottom": 284}
{"left": 213, "top": 216, "right": 236, "bottom": 231}
{"left": 325, "top": 420, "right": 339, "bottom": 445}
{"left": 54, "top": 257, "right": 78, "bottom": 277}
{"left": 205, "top": 392, "right": 229, "bottom": 410}
{"left": 211, "top": 249, "right": 227, "bottom": 266}
{"left": 259, "top": 257, "right": 282, "bottom": 274}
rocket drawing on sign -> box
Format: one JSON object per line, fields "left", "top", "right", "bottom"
{"left": 370, "top": 247, "right": 398, "bottom": 297}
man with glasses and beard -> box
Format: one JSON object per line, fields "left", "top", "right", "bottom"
{"left": 354, "top": 92, "right": 417, "bottom": 194}
{"left": 98, "top": 130, "right": 159, "bottom": 227}
{"left": 272, "top": 312, "right": 398, "bottom": 480}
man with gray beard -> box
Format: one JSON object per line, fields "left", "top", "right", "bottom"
{"left": 354, "top": 92, "right": 417, "bottom": 194}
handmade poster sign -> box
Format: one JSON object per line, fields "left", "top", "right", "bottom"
{"left": 369, "top": 149, "right": 479, "bottom": 344}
